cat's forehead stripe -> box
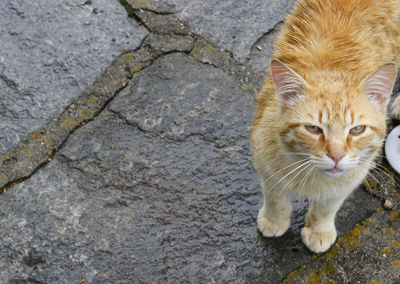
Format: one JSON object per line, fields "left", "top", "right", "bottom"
{"left": 344, "top": 107, "right": 353, "bottom": 124}
{"left": 321, "top": 109, "right": 328, "bottom": 122}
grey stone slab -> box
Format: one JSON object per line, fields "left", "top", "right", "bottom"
{"left": 134, "top": 0, "right": 295, "bottom": 64}
{"left": 0, "top": 53, "right": 380, "bottom": 283}
{"left": 0, "top": 0, "right": 148, "bottom": 155}
{"left": 108, "top": 53, "right": 251, "bottom": 144}
{"left": 284, "top": 207, "right": 400, "bottom": 283}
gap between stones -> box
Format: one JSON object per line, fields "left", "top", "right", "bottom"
{"left": 250, "top": 20, "right": 283, "bottom": 52}
{"left": 0, "top": 2, "right": 260, "bottom": 192}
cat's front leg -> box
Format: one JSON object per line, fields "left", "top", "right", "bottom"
{"left": 257, "top": 188, "right": 292, "bottom": 237}
{"left": 301, "top": 196, "right": 347, "bottom": 253}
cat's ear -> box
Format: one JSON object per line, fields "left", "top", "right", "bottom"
{"left": 362, "top": 63, "right": 397, "bottom": 111}
{"left": 271, "top": 59, "right": 307, "bottom": 108}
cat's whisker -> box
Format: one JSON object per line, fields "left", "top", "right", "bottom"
{"left": 261, "top": 158, "right": 310, "bottom": 187}
{"left": 357, "top": 160, "right": 398, "bottom": 188}
{"left": 297, "top": 165, "right": 315, "bottom": 198}
{"left": 310, "top": 165, "right": 318, "bottom": 187}
{"left": 298, "top": 165, "right": 315, "bottom": 197}
{"left": 366, "top": 172, "right": 384, "bottom": 188}
{"left": 279, "top": 152, "right": 312, "bottom": 156}
{"left": 280, "top": 162, "right": 313, "bottom": 193}
{"left": 363, "top": 175, "right": 372, "bottom": 189}
{"left": 361, "top": 153, "right": 387, "bottom": 159}
{"left": 371, "top": 168, "right": 400, "bottom": 188}
{"left": 297, "top": 166, "right": 311, "bottom": 191}
{"left": 310, "top": 157, "right": 325, "bottom": 164}
{"left": 350, "top": 164, "right": 383, "bottom": 189}
{"left": 357, "top": 160, "right": 384, "bottom": 177}
{"left": 372, "top": 161, "right": 399, "bottom": 176}
{"left": 270, "top": 160, "right": 312, "bottom": 192}
{"left": 358, "top": 158, "right": 400, "bottom": 187}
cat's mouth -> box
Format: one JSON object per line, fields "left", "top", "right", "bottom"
{"left": 326, "top": 167, "right": 343, "bottom": 173}
{"left": 323, "top": 167, "right": 345, "bottom": 177}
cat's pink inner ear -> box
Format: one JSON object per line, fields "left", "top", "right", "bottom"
{"left": 363, "top": 63, "right": 397, "bottom": 109}
{"left": 270, "top": 59, "right": 305, "bottom": 107}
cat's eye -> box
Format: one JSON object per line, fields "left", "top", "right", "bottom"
{"left": 305, "top": 125, "right": 323, "bottom": 134}
{"left": 349, "top": 125, "right": 366, "bottom": 135}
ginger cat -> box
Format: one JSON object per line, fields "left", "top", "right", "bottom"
{"left": 251, "top": 0, "right": 400, "bottom": 253}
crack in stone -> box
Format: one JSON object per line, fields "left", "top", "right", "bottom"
{"left": 108, "top": 107, "right": 219, "bottom": 145}
{"left": 0, "top": 50, "right": 195, "bottom": 191}
{"left": 108, "top": 103, "right": 244, "bottom": 149}
{"left": 281, "top": 205, "right": 388, "bottom": 283}
{"left": 0, "top": 74, "right": 19, "bottom": 91}
{"left": 108, "top": 108, "right": 147, "bottom": 133}
{"left": 0, "top": 0, "right": 257, "bottom": 193}
{"left": 126, "top": 0, "right": 176, "bottom": 15}
{"left": 119, "top": 0, "right": 151, "bottom": 31}
{"left": 0, "top": 54, "right": 136, "bottom": 192}
{"left": 250, "top": 20, "right": 283, "bottom": 52}
{"left": 8, "top": 2, "right": 25, "bottom": 18}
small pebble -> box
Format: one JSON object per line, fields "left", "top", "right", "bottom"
{"left": 384, "top": 199, "right": 394, "bottom": 209}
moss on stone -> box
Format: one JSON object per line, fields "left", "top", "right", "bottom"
{"left": 133, "top": 67, "right": 142, "bottom": 75}
{"left": 32, "top": 132, "right": 41, "bottom": 140}
{"left": 80, "top": 107, "right": 91, "bottom": 117}
{"left": 133, "top": 0, "right": 150, "bottom": 9}
{"left": 63, "top": 119, "right": 78, "bottom": 128}
{"left": 386, "top": 228, "right": 394, "bottom": 236}
{"left": 282, "top": 269, "right": 298, "bottom": 284}
{"left": 0, "top": 175, "right": 8, "bottom": 184}
{"left": 190, "top": 48, "right": 199, "bottom": 60}
{"left": 205, "top": 45, "right": 215, "bottom": 52}
{"left": 119, "top": 53, "right": 133, "bottom": 62}
{"left": 392, "top": 260, "right": 400, "bottom": 269}
{"left": 390, "top": 210, "right": 399, "bottom": 220}
{"left": 87, "top": 96, "right": 98, "bottom": 104}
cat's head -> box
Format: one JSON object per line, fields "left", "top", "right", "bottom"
{"left": 271, "top": 60, "right": 397, "bottom": 178}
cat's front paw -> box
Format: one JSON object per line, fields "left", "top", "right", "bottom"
{"left": 301, "top": 227, "right": 337, "bottom": 253}
{"left": 257, "top": 214, "right": 289, "bottom": 237}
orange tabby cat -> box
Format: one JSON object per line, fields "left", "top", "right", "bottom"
{"left": 251, "top": 0, "right": 400, "bottom": 253}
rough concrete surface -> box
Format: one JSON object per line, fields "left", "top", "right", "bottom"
{"left": 128, "top": 0, "right": 296, "bottom": 64}
{"left": 0, "top": 53, "right": 380, "bottom": 283}
{"left": 0, "top": 0, "right": 399, "bottom": 283}
{"left": 0, "top": 0, "right": 147, "bottom": 155}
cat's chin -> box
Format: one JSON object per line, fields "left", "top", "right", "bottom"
{"left": 322, "top": 168, "right": 345, "bottom": 178}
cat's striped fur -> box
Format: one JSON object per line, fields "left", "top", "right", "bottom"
{"left": 251, "top": 0, "right": 400, "bottom": 253}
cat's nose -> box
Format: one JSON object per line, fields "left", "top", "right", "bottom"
{"left": 328, "top": 150, "right": 345, "bottom": 165}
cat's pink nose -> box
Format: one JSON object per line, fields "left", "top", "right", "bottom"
{"left": 328, "top": 151, "right": 345, "bottom": 165}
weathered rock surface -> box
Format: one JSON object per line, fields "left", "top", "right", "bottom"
{"left": 0, "top": 0, "right": 399, "bottom": 283}
{"left": 128, "top": 0, "right": 296, "bottom": 64}
{"left": 284, "top": 207, "right": 400, "bottom": 283}
{"left": 0, "top": 0, "right": 147, "bottom": 155}
{"left": 0, "top": 53, "right": 380, "bottom": 283}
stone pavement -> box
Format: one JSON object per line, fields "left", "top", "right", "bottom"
{"left": 0, "top": 0, "right": 399, "bottom": 283}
